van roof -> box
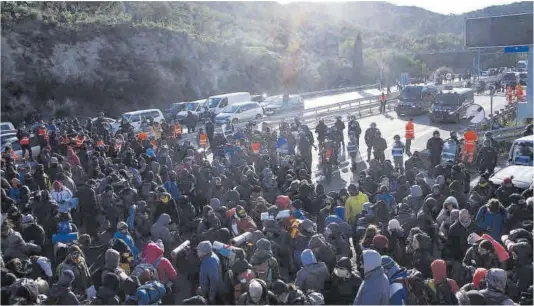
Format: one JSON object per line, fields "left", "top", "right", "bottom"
{"left": 515, "top": 135, "right": 534, "bottom": 143}
{"left": 439, "top": 88, "right": 473, "bottom": 95}
{"left": 234, "top": 101, "right": 259, "bottom": 107}
{"left": 123, "top": 109, "right": 162, "bottom": 115}
{"left": 209, "top": 92, "right": 250, "bottom": 99}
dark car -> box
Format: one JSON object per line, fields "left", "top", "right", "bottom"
{"left": 429, "top": 88, "right": 474, "bottom": 123}
{"left": 261, "top": 94, "right": 304, "bottom": 116}
{"left": 395, "top": 84, "right": 438, "bottom": 116}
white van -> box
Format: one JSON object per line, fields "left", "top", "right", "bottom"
{"left": 205, "top": 92, "right": 251, "bottom": 115}
{"left": 111, "top": 109, "right": 165, "bottom": 135}
{"left": 175, "top": 99, "right": 206, "bottom": 123}
{"left": 215, "top": 102, "right": 263, "bottom": 125}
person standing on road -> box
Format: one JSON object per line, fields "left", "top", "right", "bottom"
{"left": 373, "top": 131, "right": 387, "bottom": 163}
{"left": 462, "top": 129, "right": 478, "bottom": 164}
{"left": 364, "top": 123, "right": 379, "bottom": 162}
{"left": 476, "top": 140, "right": 497, "bottom": 174}
{"left": 405, "top": 118, "right": 414, "bottom": 156}
{"left": 426, "top": 130, "right": 444, "bottom": 175}
{"left": 391, "top": 135, "right": 405, "bottom": 171}
{"left": 379, "top": 93, "right": 387, "bottom": 113}
{"left": 205, "top": 119, "right": 215, "bottom": 150}
{"left": 186, "top": 111, "right": 197, "bottom": 133}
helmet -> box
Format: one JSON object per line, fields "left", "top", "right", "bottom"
{"left": 433, "top": 130, "right": 440, "bottom": 137}
{"left": 485, "top": 131, "right": 493, "bottom": 138}
{"left": 393, "top": 135, "right": 400, "bottom": 140}
{"left": 370, "top": 122, "right": 376, "bottom": 128}
{"left": 98, "top": 112, "right": 104, "bottom": 118}
{"left": 450, "top": 131, "right": 457, "bottom": 138}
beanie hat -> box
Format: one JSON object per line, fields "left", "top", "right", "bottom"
{"left": 209, "top": 198, "right": 221, "bottom": 210}
{"left": 372, "top": 234, "right": 389, "bottom": 249}
{"left": 197, "top": 240, "right": 213, "bottom": 256}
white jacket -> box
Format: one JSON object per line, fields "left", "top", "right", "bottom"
{"left": 51, "top": 187, "right": 73, "bottom": 212}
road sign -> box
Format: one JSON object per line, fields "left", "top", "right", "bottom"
{"left": 504, "top": 46, "right": 530, "bottom": 53}
{"left": 465, "top": 13, "right": 533, "bottom": 49}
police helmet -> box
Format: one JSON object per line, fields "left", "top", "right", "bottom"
{"left": 485, "top": 131, "right": 493, "bottom": 138}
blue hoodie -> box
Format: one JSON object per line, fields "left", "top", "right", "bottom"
{"left": 375, "top": 193, "right": 396, "bottom": 210}
{"left": 114, "top": 232, "right": 139, "bottom": 258}
{"left": 163, "top": 180, "right": 180, "bottom": 201}
{"left": 382, "top": 256, "right": 408, "bottom": 305}
{"left": 9, "top": 187, "right": 20, "bottom": 202}
{"left": 475, "top": 205, "right": 507, "bottom": 241}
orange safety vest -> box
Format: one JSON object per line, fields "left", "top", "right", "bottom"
{"left": 138, "top": 132, "right": 148, "bottom": 141}
{"left": 150, "top": 139, "right": 158, "bottom": 150}
{"left": 38, "top": 128, "right": 48, "bottom": 140}
{"left": 174, "top": 124, "right": 182, "bottom": 137}
{"left": 251, "top": 142, "right": 260, "bottom": 153}
{"left": 20, "top": 137, "right": 30, "bottom": 145}
{"left": 405, "top": 121, "right": 414, "bottom": 139}
{"left": 199, "top": 133, "right": 208, "bottom": 147}
{"left": 463, "top": 130, "right": 478, "bottom": 149}
{"left": 75, "top": 136, "right": 85, "bottom": 147}
{"left": 325, "top": 148, "right": 333, "bottom": 161}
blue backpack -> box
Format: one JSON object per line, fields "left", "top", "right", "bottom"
{"left": 136, "top": 280, "right": 166, "bottom": 305}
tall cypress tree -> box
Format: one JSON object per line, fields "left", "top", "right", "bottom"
{"left": 352, "top": 32, "right": 363, "bottom": 85}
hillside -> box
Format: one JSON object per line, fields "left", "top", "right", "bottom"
{"left": 1, "top": 1, "right": 532, "bottom": 122}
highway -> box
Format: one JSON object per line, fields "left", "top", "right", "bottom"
{"left": 310, "top": 94, "right": 509, "bottom": 191}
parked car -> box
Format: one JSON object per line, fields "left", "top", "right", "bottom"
{"left": 1, "top": 122, "right": 16, "bottom": 134}
{"left": 215, "top": 102, "right": 263, "bottom": 125}
{"left": 1, "top": 134, "right": 41, "bottom": 159}
{"left": 395, "top": 84, "right": 438, "bottom": 116}
{"left": 261, "top": 94, "right": 305, "bottom": 115}
{"left": 205, "top": 92, "right": 252, "bottom": 116}
{"left": 174, "top": 100, "right": 206, "bottom": 123}
{"left": 163, "top": 102, "right": 188, "bottom": 121}
{"left": 111, "top": 109, "right": 165, "bottom": 135}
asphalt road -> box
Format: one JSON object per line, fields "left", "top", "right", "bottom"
{"left": 311, "top": 94, "right": 509, "bottom": 191}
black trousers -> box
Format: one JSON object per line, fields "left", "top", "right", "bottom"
{"left": 21, "top": 144, "right": 32, "bottom": 159}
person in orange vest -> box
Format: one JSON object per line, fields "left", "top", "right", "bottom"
{"left": 506, "top": 86, "right": 513, "bottom": 104}
{"left": 74, "top": 132, "right": 86, "bottom": 148}
{"left": 379, "top": 93, "right": 387, "bottom": 113}
{"left": 37, "top": 124, "right": 49, "bottom": 148}
{"left": 174, "top": 121, "right": 183, "bottom": 138}
{"left": 462, "top": 129, "right": 478, "bottom": 164}
{"left": 405, "top": 118, "right": 414, "bottom": 156}
{"left": 19, "top": 135, "right": 32, "bottom": 160}
{"left": 515, "top": 83, "right": 524, "bottom": 102}
{"left": 198, "top": 128, "right": 208, "bottom": 149}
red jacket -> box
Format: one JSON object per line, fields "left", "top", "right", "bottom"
{"left": 67, "top": 149, "right": 81, "bottom": 167}
{"left": 142, "top": 242, "right": 177, "bottom": 283}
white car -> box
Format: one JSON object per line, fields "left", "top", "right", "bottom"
{"left": 215, "top": 102, "right": 263, "bottom": 125}
{"left": 111, "top": 109, "right": 165, "bottom": 135}
{"left": 261, "top": 94, "right": 305, "bottom": 115}
{"left": 1, "top": 135, "right": 41, "bottom": 159}
{"left": 174, "top": 100, "right": 206, "bottom": 123}
{"left": 1, "top": 122, "right": 16, "bottom": 134}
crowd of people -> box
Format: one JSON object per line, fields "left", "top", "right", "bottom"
{"left": 0, "top": 111, "right": 532, "bottom": 305}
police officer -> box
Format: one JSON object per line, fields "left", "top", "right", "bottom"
{"left": 373, "top": 130, "right": 388, "bottom": 163}
{"left": 347, "top": 115, "right": 362, "bottom": 147}
{"left": 364, "top": 122, "right": 379, "bottom": 162}
{"left": 391, "top": 135, "right": 405, "bottom": 171}
{"left": 315, "top": 119, "right": 328, "bottom": 149}
{"left": 483, "top": 131, "right": 498, "bottom": 149}
{"left": 334, "top": 116, "right": 346, "bottom": 149}
{"left": 426, "top": 130, "right": 444, "bottom": 172}
{"left": 477, "top": 139, "right": 498, "bottom": 174}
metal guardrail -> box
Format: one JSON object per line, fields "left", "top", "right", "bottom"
{"left": 299, "top": 83, "right": 379, "bottom": 98}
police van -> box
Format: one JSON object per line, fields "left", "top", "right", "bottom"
{"left": 489, "top": 135, "right": 533, "bottom": 191}
{"left": 429, "top": 88, "right": 474, "bottom": 123}
{"left": 395, "top": 84, "right": 438, "bottom": 116}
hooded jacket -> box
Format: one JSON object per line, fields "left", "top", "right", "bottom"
{"left": 295, "top": 249, "right": 330, "bottom": 292}
{"left": 309, "top": 233, "right": 337, "bottom": 272}
{"left": 345, "top": 191, "right": 369, "bottom": 225}
{"left": 406, "top": 185, "right": 424, "bottom": 212}
{"left": 479, "top": 268, "right": 514, "bottom": 305}
{"left": 429, "top": 259, "right": 459, "bottom": 293}
{"left": 142, "top": 242, "right": 177, "bottom": 283}
{"left": 446, "top": 217, "right": 477, "bottom": 261}
{"left": 249, "top": 239, "right": 280, "bottom": 285}
{"left": 151, "top": 213, "right": 173, "bottom": 249}
{"left": 353, "top": 250, "right": 390, "bottom": 305}
{"left": 436, "top": 196, "right": 459, "bottom": 225}
{"left": 199, "top": 249, "right": 222, "bottom": 303}
{"left": 51, "top": 181, "right": 73, "bottom": 209}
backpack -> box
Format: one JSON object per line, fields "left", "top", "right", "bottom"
{"left": 132, "top": 256, "right": 163, "bottom": 281}
{"left": 136, "top": 280, "right": 166, "bottom": 305}
{"left": 428, "top": 279, "right": 458, "bottom": 305}
{"left": 398, "top": 269, "right": 433, "bottom": 305}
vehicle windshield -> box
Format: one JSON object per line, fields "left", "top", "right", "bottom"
{"left": 221, "top": 105, "right": 240, "bottom": 113}
{"left": 511, "top": 141, "right": 533, "bottom": 164}
{"left": 185, "top": 103, "right": 199, "bottom": 111}
{"left": 503, "top": 73, "right": 516, "bottom": 81}
{"left": 207, "top": 97, "right": 222, "bottom": 108}
{"left": 170, "top": 103, "right": 186, "bottom": 112}
{"left": 263, "top": 95, "right": 283, "bottom": 105}
{"left": 1, "top": 124, "right": 11, "bottom": 131}
{"left": 435, "top": 94, "right": 459, "bottom": 105}
{"left": 400, "top": 86, "right": 423, "bottom": 100}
